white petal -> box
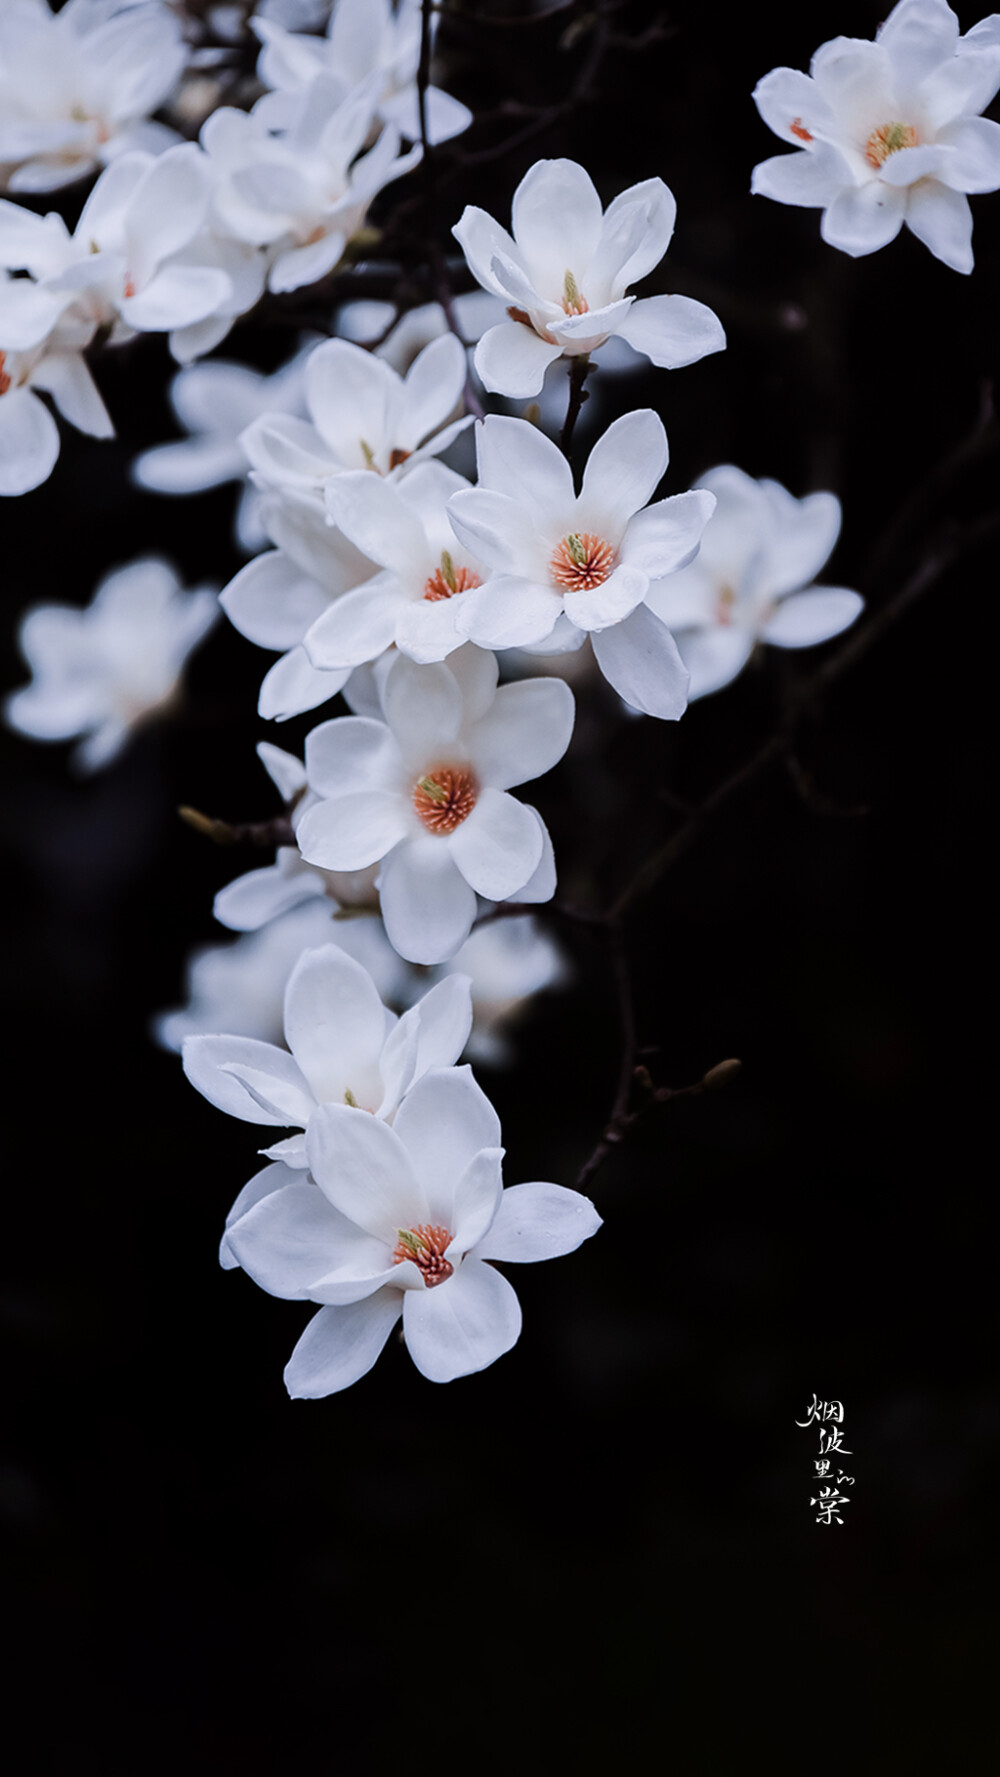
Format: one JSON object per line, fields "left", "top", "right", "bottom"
{"left": 451, "top": 1148, "right": 505, "bottom": 1254}
{"left": 935, "top": 116, "right": 1000, "bottom": 192}
{"left": 476, "top": 1181, "right": 602, "bottom": 1262}
{"left": 820, "top": 182, "right": 906, "bottom": 256}
{"left": 752, "top": 66, "right": 838, "bottom": 144}
{"left": 904, "top": 178, "right": 973, "bottom": 271}
{"left": 455, "top": 577, "right": 562, "bottom": 650}
{"left": 590, "top": 602, "right": 690, "bottom": 719}
{"left": 877, "top": 0, "right": 959, "bottom": 86}
{"left": 505, "top": 808, "right": 557, "bottom": 905}
{"left": 560, "top": 564, "right": 649, "bottom": 633}
{"left": 589, "top": 177, "right": 676, "bottom": 292}
{"left": 677, "top": 627, "right": 755, "bottom": 700}
{"left": 220, "top": 1161, "right": 294, "bottom": 1269}
{"left": 297, "top": 791, "right": 409, "bottom": 871}
{"left": 182, "top": 1034, "right": 314, "bottom": 1126}
{"left": 615, "top": 295, "right": 726, "bottom": 370}
{"left": 466, "top": 678, "right": 575, "bottom": 789}
{"left": 228, "top": 1181, "right": 377, "bottom": 1299}
{"left": 750, "top": 146, "right": 849, "bottom": 209}
{"left": 221, "top": 553, "right": 330, "bottom": 651}
{"left": 452, "top": 204, "right": 524, "bottom": 297}
{"left": 402, "top": 1256, "right": 521, "bottom": 1382}
{"left": 306, "top": 1101, "right": 426, "bottom": 1235}
{"left": 578, "top": 409, "right": 668, "bottom": 540}
{"left": 0, "top": 387, "right": 60, "bottom": 496}
{"left": 304, "top": 581, "right": 401, "bottom": 669}
{"left": 213, "top": 860, "right": 324, "bottom": 931}
{"left": 324, "top": 471, "right": 426, "bottom": 576}
{"left": 511, "top": 159, "right": 604, "bottom": 295}
{"left": 305, "top": 715, "right": 402, "bottom": 798}
{"left": 382, "top": 654, "right": 463, "bottom": 761}
{"left": 284, "top": 1294, "right": 403, "bottom": 1397}
{"left": 284, "top": 944, "right": 387, "bottom": 1105}
{"left": 122, "top": 265, "right": 231, "bottom": 333}
{"left": 474, "top": 413, "right": 575, "bottom": 523}
{"left": 399, "top": 332, "right": 466, "bottom": 450}
{"left": 401, "top": 974, "right": 474, "bottom": 1084}
{"left": 378, "top": 836, "right": 478, "bottom": 964}
{"left": 392, "top": 1064, "right": 501, "bottom": 1216}
{"left": 29, "top": 355, "right": 114, "bottom": 439}
{"left": 448, "top": 788, "right": 542, "bottom": 900}
{"left": 761, "top": 587, "right": 864, "bottom": 647}
{"left": 473, "top": 322, "right": 563, "bottom": 398}
{"left": 258, "top": 645, "right": 350, "bottom": 721}
{"left": 621, "top": 490, "right": 716, "bottom": 582}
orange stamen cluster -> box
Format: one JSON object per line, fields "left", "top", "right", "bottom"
{"left": 423, "top": 564, "right": 482, "bottom": 602}
{"left": 790, "top": 117, "right": 813, "bottom": 143}
{"left": 549, "top": 531, "right": 616, "bottom": 592}
{"left": 0, "top": 353, "right": 10, "bottom": 397}
{"left": 412, "top": 764, "right": 479, "bottom": 834}
{"left": 865, "top": 121, "right": 917, "bottom": 168}
{"left": 392, "top": 1223, "right": 454, "bottom": 1287}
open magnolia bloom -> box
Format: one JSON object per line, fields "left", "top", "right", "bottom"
{"left": 239, "top": 333, "right": 471, "bottom": 499}
{"left": 296, "top": 646, "right": 572, "bottom": 964}
{"left": 421, "top": 915, "right": 568, "bottom": 1068}
{"left": 452, "top": 157, "right": 725, "bottom": 397}
{"left": 0, "top": 306, "right": 113, "bottom": 496}
{"left": 182, "top": 942, "right": 473, "bottom": 1170}
{"left": 253, "top": 0, "right": 472, "bottom": 146}
{"left": 0, "top": 0, "right": 185, "bottom": 195}
{"left": 644, "top": 466, "right": 863, "bottom": 700}
{"left": 751, "top": 0, "right": 1000, "bottom": 271}
{"left": 5, "top": 555, "right": 218, "bottom": 770}
{"left": 308, "top": 461, "right": 487, "bottom": 669}
{"left": 447, "top": 412, "right": 715, "bottom": 719}
{"left": 225, "top": 1066, "right": 602, "bottom": 1391}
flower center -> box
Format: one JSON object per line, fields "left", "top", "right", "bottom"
{"left": 393, "top": 1223, "right": 454, "bottom": 1287}
{"left": 549, "top": 531, "right": 616, "bottom": 592}
{"left": 0, "top": 352, "right": 10, "bottom": 398}
{"left": 716, "top": 584, "right": 737, "bottom": 626}
{"left": 423, "top": 550, "right": 482, "bottom": 602}
{"left": 865, "top": 121, "right": 917, "bottom": 168}
{"left": 561, "top": 268, "right": 589, "bottom": 316}
{"left": 412, "top": 764, "right": 479, "bottom": 834}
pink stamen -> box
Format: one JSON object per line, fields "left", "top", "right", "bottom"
{"left": 392, "top": 1223, "right": 454, "bottom": 1287}
{"left": 412, "top": 764, "right": 479, "bottom": 834}
{"left": 0, "top": 352, "right": 10, "bottom": 397}
{"left": 549, "top": 532, "right": 616, "bottom": 592}
{"left": 423, "top": 565, "right": 482, "bottom": 602}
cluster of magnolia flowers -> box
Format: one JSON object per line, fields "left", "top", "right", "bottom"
{"left": 3, "top": 0, "right": 999, "bottom": 1392}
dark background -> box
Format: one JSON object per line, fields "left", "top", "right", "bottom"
{"left": 2, "top": 2, "right": 997, "bottom": 1768}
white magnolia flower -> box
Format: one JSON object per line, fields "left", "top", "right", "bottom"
{"left": 296, "top": 645, "right": 573, "bottom": 964}
{"left": 225, "top": 1066, "right": 602, "bottom": 1392}
{"left": 155, "top": 897, "right": 409, "bottom": 1052}
{"left": 202, "top": 73, "right": 418, "bottom": 295}
{"left": 447, "top": 412, "right": 714, "bottom": 719}
{"left": 131, "top": 345, "right": 310, "bottom": 550}
{"left": 240, "top": 332, "right": 471, "bottom": 498}
{"left": 452, "top": 158, "right": 725, "bottom": 398}
{"left": 254, "top": 0, "right": 472, "bottom": 146}
{"left": 307, "top": 461, "right": 486, "bottom": 669}
{"left": 182, "top": 941, "right": 473, "bottom": 1169}
{"left": 751, "top": 0, "right": 1000, "bottom": 272}
{"left": 0, "top": 0, "right": 185, "bottom": 194}
{"left": 0, "top": 306, "right": 113, "bottom": 496}
{"left": 212, "top": 742, "right": 382, "bottom": 932}
{"left": 5, "top": 555, "right": 218, "bottom": 770}
{"left": 221, "top": 483, "right": 376, "bottom": 720}
{"left": 644, "top": 466, "right": 863, "bottom": 699}
{"left": 0, "top": 147, "right": 232, "bottom": 351}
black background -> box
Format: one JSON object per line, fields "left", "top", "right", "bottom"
{"left": 2, "top": 2, "right": 998, "bottom": 1768}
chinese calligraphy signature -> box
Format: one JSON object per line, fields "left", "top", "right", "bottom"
{"left": 796, "top": 1395, "right": 855, "bottom": 1525}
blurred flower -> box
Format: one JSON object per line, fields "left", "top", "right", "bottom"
{"left": 0, "top": 0, "right": 185, "bottom": 195}
{"left": 751, "top": 0, "right": 1000, "bottom": 272}
{"left": 5, "top": 556, "right": 218, "bottom": 770}
{"left": 645, "top": 466, "right": 863, "bottom": 699}
{"left": 225, "top": 1066, "right": 602, "bottom": 1391}
{"left": 0, "top": 304, "right": 112, "bottom": 496}
{"left": 453, "top": 158, "right": 725, "bottom": 397}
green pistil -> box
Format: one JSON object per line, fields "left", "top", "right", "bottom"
{"left": 564, "top": 533, "right": 589, "bottom": 567}
{"left": 395, "top": 1228, "right": 425, "bottom": 1258}
{"left": 343, "top": 1087, "right": 359, "bottom": 1107}
{"left": 417, "top": 776, "right": 449, "bottom": 804}
{"left": 439, "top": 550, "right": 458, "bottom": 594}
{"left": 563, "top": 269, "right": 582, "bottom": 310}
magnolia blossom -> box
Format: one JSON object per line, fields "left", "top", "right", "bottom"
{"left": 751, "top": 0, "right": 1000, "bottom": 272}
{"left": 308, "top": 461, "right": 488, "bottom": 669}
{"left": 5, "top": 556, "right": 218, "bottom": 770}
{"left": 0, "top": 0, "right": 185, "bottom": 194}
{"left": 448, "top": 412, "right": 714, "bottom": 719}
{"left": 296, "top": 646, "right": 572, "bottom": 964}
{"left": 240, "top": 333, "right": 471, "bottom": 498}
{"left": 0, "top": 147, "right": 232, "bottom": 353}
{"left": 254, "top": 0, "right": 472, "bottom": 146}
{"left": 202, "top": 74, "right": 419, "bottom": 295}
{"left": 224, "top": 1066, "right": 602, "bottom": 1391}
{"left": 155, "top": 897, "right": 408, "bottom": 1051}
{"left": 131, "top": 345, "right": 311, "bottom": 550}
{"left": 644, "top": 466, "right": 863, "bottom": 699}
{"left": 426, "top": 916, "right": 568, "bottom": 1067}
{"left": 0, "top": 307, "right": 113, "bottom": 496}
{"left": 182, "top": 941, "right": 473, "bottom": 1169}
{"left": 452, "top": 158, "right": 725, "bottom": 397}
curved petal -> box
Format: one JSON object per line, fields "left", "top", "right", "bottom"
{"left": 750, "top": 146, "right": 849, "bottom": 209}
{"left": 452, "top": 204, "right": 525, "bottom": 297}
{"left": 399, "top": 332, "right": 467, "bottom": 449}
{"left": 402, "top": 1255, "right": 521, "bottom": 1382}
{"left": 305, "top": 1100, "right": 426, "bottom": 1235}
{"left": 0, "top": 386, "right": 59, "bottom": 497}
{"left": 324, "top": 470, "right": 426, "bottom": 575}
{"left": 284, "top": 1294, "right": 403, "bottom": 1397}
{"left": 466, "top": 678, "right": 575, "bottom": 790}
{"left": 382, "top": 654, "right": 463, "bottom": 762}
{"left": 935, "top": 115, "right": 1000, "bottom": 193}
{"left": 451, "top": 1147, "right": 505, "bottom": 1254}
{"left": 476, "top": 1180, "right": 602, "bottom": 1262}
{"left": 578, "top": 410, "right": 668, "bottom": 540}
{"left": 304, "top": 580, "right": 401, "bottom": 670}
{"left": 676, "top": 626, "right": 755, "bottom": 700}
{"left": 455, "top": 576, "right": 562, "bottom": 650}
{"left": 473, "top": 321, "right": 563, "bottom": 398}
{"left": 590, "top": 176, "right": 676, "bottom": 292}
{"left": 378, "top": 835, "right": 478, "bottom": 964}
{"left": 297, "top": 790, "right": 409, "bottom": 871}
{"left": 904, "top": 179, "right": 974, "bottom": 272}
{"left": 760, "top": 587, "right": 863, "bottom": 647}
{"left": 448, "top": 788, "right": 542, "bottom": 900}
{"left": 182, "top": 1034, "right": 314, "bottom": 1125}
{"left": 615, "top": 294, "right": 726, "bottom": 370}
{"left": 392, "top": 1064, "right": 501, "bottom": 1218}
{"left": 220, "top": 1160, "right": 295, "bottom": 1269}
{"left": 305, "top": 715, "right": 403, "bottom": 797}
{"left": 820, "top": 181, "right": 906, "bottom": 256}
{"left": 510, "top": 159, "right": 604, "bottom": 295}
{"left": 756, "top": 485, "right": 841, "bottom": 596}
{"left": 590, "top": 601, "right": 690, "bottom": 719}
{"left": 284, "top": 944, "right": 388, "bottom": 1105}
{"left": 752, "top": 66, "right": 837, "bottom": 144}
{"left": 621, "top": 489, "right": 715, "bottom": 582}
{"left": 258, "top": 645, "right": 349, "bottom": 721}
{"left": 474, "top": 413, "right": 575, "bottom": 523}
{"left": 213, "top": 860, "right": 324, "bottom": 931}
{"left": 221, "top": 552, "right": 330, "bottom": 651}
{"left": 228, "top": 1181, "right": 380, "bottom": 1300}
